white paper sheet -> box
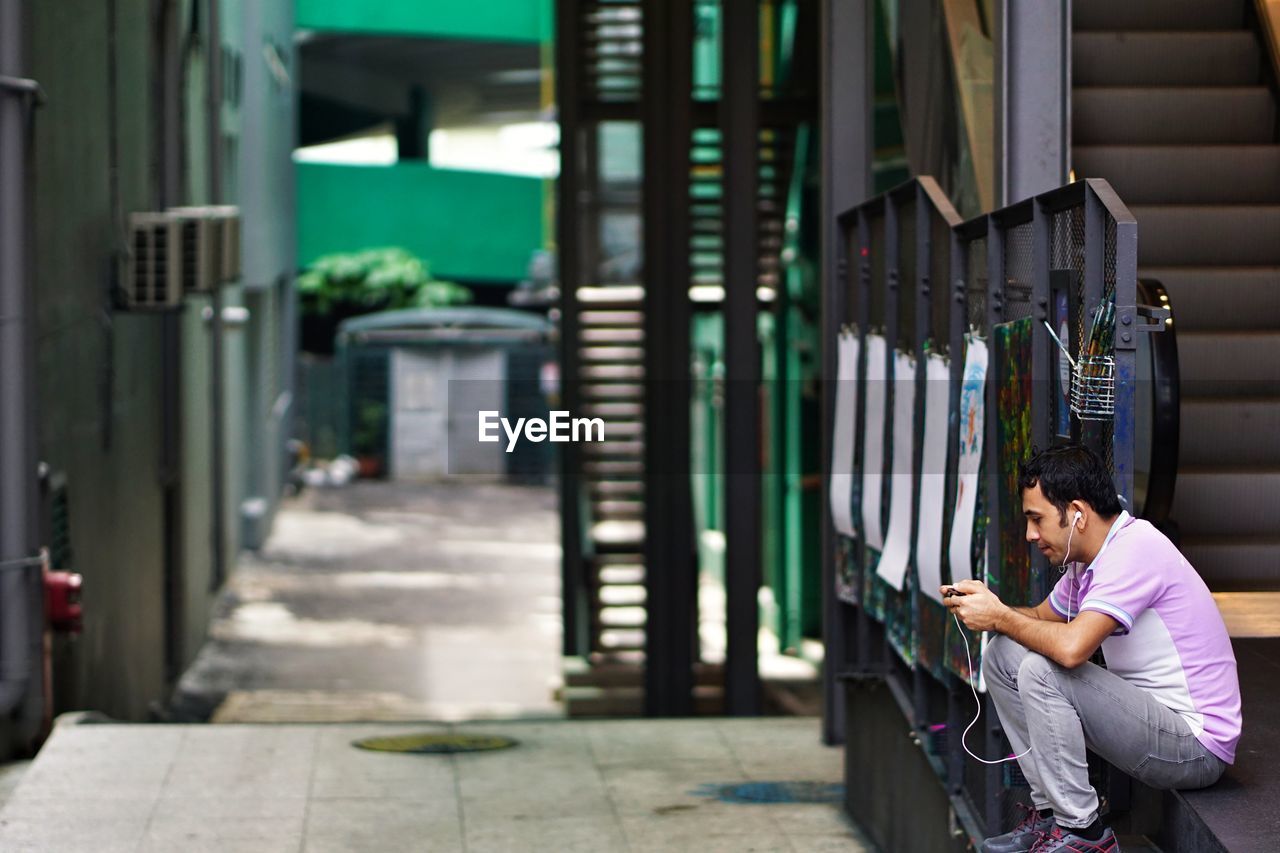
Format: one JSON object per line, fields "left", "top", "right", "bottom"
{"left": 876, "top": 350, "right": 917, "bottom": 591}
{"left": 917, "top": 353, "right": 951, "bottom": 603}
{"left": 828, "top": 331, "right": 860, "bottom": 538}
{"left": 947, "top": 338, "right": 988, "bottom": 583}
{"left": 860, "top": 334, "right": 888, "bottom": 551}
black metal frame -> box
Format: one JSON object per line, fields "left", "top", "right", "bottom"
{"left": 826, "top": 176, "right": 1159, "bottom": 842}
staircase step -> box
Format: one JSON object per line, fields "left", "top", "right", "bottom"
{"left": 591, "top": 501, "right": 643, "bottom": 519}
{"left": 599, "top": 565, "right": 644, "bottom": 586}
{"left": 591, "top": 478, "right": 643, "bottom": 495}
{"left": 580, "top": 310, "right": 644, "bottom": 327}
{"left": 580, "top": 345, "right": 645, "bottom": 363}
{"left": 581, "top": 328, "right": 643, "bottom": 343}
{"left": 1172, "top": 469, "right": 1280, "bottom": 537}
{"left": 1131, "top": 206, "right": 1280, "bottom": 266}
{"left": 596, "top": 585, "right": 646, "bottom": 606}
{"left": 1181, "top": 398, "right": 1280, "bottom": 466}
{"left": 1073, "top": 0, "right": 1246, "bottom": 31}
{"left": 1182, "top": 539, "right": 1280, "bottom": 590}
{"left": 582, "top": 383, "right": 643, "bottom": 400}
{"left": 581, "top": 401, "right": 643, "bottom": 419}
{"left": 1140, "top": 267, "right": 1280, "bottom": 331}
{"left": 1072, "top": 32, "right": 1259, "bottom": 87}
{"left": 1073, "top": 88, "right": 1274, "bottom": 145}
{"left": 581, "top": 364, "right": 645, "bottom": 381}
{"left": 1178, "top": 332, "right": 1280, "bottom": 396}
{"left": 576, "top": 285, "right": 644, "bottom": 305}
{"left": 1074, "top": 146, "right": 1280, "bottom": 204}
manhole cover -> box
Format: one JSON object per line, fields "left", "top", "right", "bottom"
{"left": 352, "top": 733, "right": 519, "bottom": 754}
{"left": 692, "top": 781, "right": 845, "bottom": 804}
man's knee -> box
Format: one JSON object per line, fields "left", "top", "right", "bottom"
{"left": 1015, "top": 649, "right": 1058, "bottom": 691}
{"left": 983, "top": 635, "right": 1028, "bottom": 687}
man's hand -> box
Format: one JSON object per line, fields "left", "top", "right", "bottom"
{"left": 941, "top": 579, "right": 1008, "bottom": 632}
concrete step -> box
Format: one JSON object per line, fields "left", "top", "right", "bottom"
{"left": 581, "top": 364, "right": 645, "bottom": 381}
{"left": 579, "top": 345, "right": 644, "bottom": 363}
{"left": 576, "top": 285, "right": 643, "bottom": 306}
{"left": 1178, "top": 331, "right": 1280, "bottom": 396}
{"left": 581, "top": 401, "right": 643, "bottom": 419}
{"left": 581, "top": 382, "right": 643, "bottom": 400}
{"left": 1141, "top": 267, "right": 1280, "bottom": 331}
{"left": 598, "top": 605, "right": 646, "bottom": 628}
{"left": 598, "top": 565, "right": 644, "bottom": 586}
{"left": 581, "top": 327, "right": 643, "bottom": 344}
{"left": 1131, "top": 206, "right": 1280, "bottom": 266}
{"left": 596, "top": 585, "right": 646, "bottom": 607}
{"left": 590, "top": 478, "right": 643, "bottom": 496}
{"left": 1072, "top": 32, "right": 1260, "bottom": 87}
{"left": 1074, "top": 146, "right": 1280, "bottom": 204}
{"left": 591, "top": 501, "right": 643, "bottom": 520}
{"left": 1181, "top": 538, "right": 1280, "bottom": 590}
{"left": 1074, "top": 0, "right": 1247, "bottom": 32}
{"left": 579, "top": 310, "right": 644, "bottom": 327}
{"left": 1172, "top": 469, "right": 1280, "bottom": 538}
{"left": 1073, "top": 88, "right": 1274, "bottom": 145}
{"left": 1181, "top": 398, "right": 1280, "bottom": 466}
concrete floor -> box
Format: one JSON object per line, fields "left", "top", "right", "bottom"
{"left": 0, "top": 717, "right": 868, "bottom": 853}
{"left": 170, "top": 480, "right": 563, "bottom": 723}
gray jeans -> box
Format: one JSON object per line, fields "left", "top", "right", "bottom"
{"left": 983, "top": 635, "right": 1226, "bottom": 828}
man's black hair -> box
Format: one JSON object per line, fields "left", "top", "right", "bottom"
{"left": 1019, "top": 442, "right": 1122, "bottom": 524}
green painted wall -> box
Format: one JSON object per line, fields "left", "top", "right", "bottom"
{"left": 295, "top": 0, "right": 551, "bottom": 42}
{"left": 297, "top": 162, "right": 545, "bottom": 282}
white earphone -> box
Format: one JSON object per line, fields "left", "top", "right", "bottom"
{"left": 954, "top": 506, "right": 1085, "bottom": 766}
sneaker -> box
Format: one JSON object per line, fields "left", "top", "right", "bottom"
{"left": 1029, "top": 824, "right": 1120, "bottom": 852}
{"left": 980, "top": 804, "right": 1055, "bottom": 853}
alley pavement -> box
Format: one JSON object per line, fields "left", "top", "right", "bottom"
{"left": 170, "top": 480, "right": 563, "bottom": 723}
{"left": 0, "top": 716, "right": 868, "bottom": 852}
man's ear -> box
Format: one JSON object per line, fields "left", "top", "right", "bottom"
{"left": 1070, "top": 500, "right": 1087, "bottom": 528}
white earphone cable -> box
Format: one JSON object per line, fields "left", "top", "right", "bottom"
{"left": 953, "top": 510, "right": 1081, "bottom": 766}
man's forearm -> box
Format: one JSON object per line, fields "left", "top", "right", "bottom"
{"left": 995, "top": 607, "right": 1086, "bottom": 668}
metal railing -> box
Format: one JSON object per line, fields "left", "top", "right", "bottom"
{"left": 827, "top": 176, "right": 1170, "bottom": 841}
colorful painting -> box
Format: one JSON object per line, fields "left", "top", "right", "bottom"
{"left": 994, "top": 318, "right": 1035, "bottom": 606}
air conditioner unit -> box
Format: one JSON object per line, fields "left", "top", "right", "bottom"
{"left": 210, "top": 205, "right": 241, "bottom": 283}
{"left": 122, "top": 212, "right": 183, "bottom": 310}
{"left": 168, "top": 206, "right": 221, "bottom": 293}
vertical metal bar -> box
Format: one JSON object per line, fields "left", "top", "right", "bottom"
{"left": 723, "top": 0, "right": 762, "bottom": 718}
{"left": 854, "top": 212, "right": 874, "bottom": 673}
{"left": 1082, "top": 187, "right": 1105, "bottom": 457}
{"left": 1108, "top": 186, "right": 1138, "bottom": 508}
{"left": 1030, "top": 201, "right": 1052, "bottom": 600}
{"left": 983, "top": 218, "right": 1006, "bottom": 836}
{"left": 910, "top": 187, "right": 930, "bottom": 726}
{"left": 555, "top": 0, "right": 588, "bottom": 659}
{"left": 0, "top": 0, "right": 40, "bottom": 721}
{"left": 994, "top": 0, "right": 1071, "bottom": 205}
{"left": 882, "top": 197, "right": 900, "bottom": 667}
{"left": 643, "top": 0, "right": 696, "bottom": 716}
{"left": 820, "top": 0, "right": 874, "bottom": 742}
{"left": 207, "top": 0, "right": 228, "bottom": 590}
{"left": 945, "top": 229, "right": 968, "bottom": 793}
{"left": 158, "top": 0, "right": 186, "bottom": 682}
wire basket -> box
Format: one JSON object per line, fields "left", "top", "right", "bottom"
{"left": 1070, "top": 355, "right": 1115, "bottom": 421}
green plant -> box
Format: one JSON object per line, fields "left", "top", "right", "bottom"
{"left": 351, "top": 399, "right": 389, "bottom": 457}
{"left": 297, "top": 247, "right": 472, "bottom": 317}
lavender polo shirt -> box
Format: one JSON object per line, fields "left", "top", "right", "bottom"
{"left": 1049, "top": 511, "right": 1242, "bottom": 764}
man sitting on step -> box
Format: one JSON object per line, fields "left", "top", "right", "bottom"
{"left": 943, "top": 442, "right": 1240, "bottom": 853}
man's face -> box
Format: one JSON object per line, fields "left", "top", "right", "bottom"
{"left": 1023, "top": 483, "right": 1071, "bottom": 565}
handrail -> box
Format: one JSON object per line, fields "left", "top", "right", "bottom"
{"left": 1137, "top": 278, "right": 1179, "bottom": 529}
{"left": 1257, "top": 1, "right": 1280, "bottom": 87}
